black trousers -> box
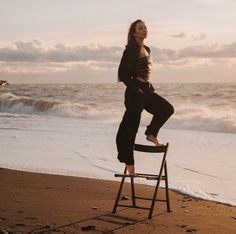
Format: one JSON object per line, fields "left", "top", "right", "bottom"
{"left": 116, "top": 84, "right": 174, "bottom": 165}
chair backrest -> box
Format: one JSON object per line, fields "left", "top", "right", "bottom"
{"left": 133, "top": 143, "right": 169, "bottom": 178}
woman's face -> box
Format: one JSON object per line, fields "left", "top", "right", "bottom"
{"left": 133, "top": 22, "right": 148, "bottom": 40}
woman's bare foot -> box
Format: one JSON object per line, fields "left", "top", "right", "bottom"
{"left": 125, "top": 164, "right": 136, "bottom": 176}
{"left": 146, "top": 134, "right": 164, "bottom": 147}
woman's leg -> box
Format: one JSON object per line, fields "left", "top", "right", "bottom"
{"left": 116, "top": 108, "right": 141, "bottom": 165}
{"left": 144, "top": 93, "right": 174, "bottom": 138}
{"left": 116, "top": 88, "right": 145, "bottom": 170}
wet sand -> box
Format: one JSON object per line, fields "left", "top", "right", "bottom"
{"left": 1, "top": 167, "right": 236, "bottom": 234}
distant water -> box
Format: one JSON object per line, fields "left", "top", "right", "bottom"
{"left": 0, "top": 83, "right": 235, "bottom": 133}
{"left": 0, "top": 83, "right": 236, "bottom": 205}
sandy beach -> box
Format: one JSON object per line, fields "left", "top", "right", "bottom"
{"left": 1, "top": 0, "right": 236, "bottom": 233}
{"left": 1, "top": 167, "right": 236, "bottom": 234}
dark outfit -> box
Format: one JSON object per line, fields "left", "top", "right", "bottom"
{"left": 116, "top": 42, "right": 174, "bottom": 165}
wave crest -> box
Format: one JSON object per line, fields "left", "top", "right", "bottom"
{"left": 0, "top": 92, "right": 94, "bottom": 117}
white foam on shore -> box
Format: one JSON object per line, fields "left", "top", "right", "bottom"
{"left": 0, "top": 115, "right": 235, "bottom": 206}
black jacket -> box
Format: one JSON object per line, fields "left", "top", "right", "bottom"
{"left": 118, "top": 42, "right": 151, "bottom": 92}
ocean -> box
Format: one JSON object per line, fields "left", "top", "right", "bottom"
{"left": 0, "top": 83, "right": 235, "bottom": 205}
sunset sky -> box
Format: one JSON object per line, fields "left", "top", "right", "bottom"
{"left": 0, "top": 0, "right": 236, "bottom": 83}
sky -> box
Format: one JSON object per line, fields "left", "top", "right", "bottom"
{"left": 0, "top": 0, "right": 236, "bottom": 83}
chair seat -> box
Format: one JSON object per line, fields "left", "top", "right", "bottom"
{"left": 114, "top": 173, "right": 165, "bottom": 180}
{"left": 134, "top": 144, "right": 167, "bottom": 153}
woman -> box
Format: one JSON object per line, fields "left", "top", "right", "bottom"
{"left": 116, "top": 19, "right": 174, "bottom": 175}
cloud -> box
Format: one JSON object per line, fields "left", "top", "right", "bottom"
{"left": 151, "top": 42, "right": 236, "bottom": 62}
{"left": 191, "top": 32, "right": 208, "bottom": 41}
{"left": 0, "top": 40, "right": 122, "bottom": 63}
{"left": 1, "top": 40, "right": 236, "bottom": 64}
{"left": 0, "top": 60, "right": 117, "bottom": 75}
{"left": 0, "top": 40, "right": 236, "bottom": 79}
{"left": 169, "top": 32, "right": 207, "bottom": 41}
{"left": 170, "top": 32, "right": 188, "bottom": 38}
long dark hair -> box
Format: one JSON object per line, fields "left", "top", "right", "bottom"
{"left": 117, "top": 19, "right": 144, "bottom": 82}
{"left": 127, "top": 19, "right": 144, "bottom": 46}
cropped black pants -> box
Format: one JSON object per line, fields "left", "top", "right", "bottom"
{"left": 116, "top": 84, "right": 174, "bottom": 165}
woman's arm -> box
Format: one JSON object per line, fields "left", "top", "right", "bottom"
{"left": 118, "top": 45, "right": 141, "bottom": 92}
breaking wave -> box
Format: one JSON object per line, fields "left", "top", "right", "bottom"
{"left": 1, "top": 82, "right": 236, "bottom": 134}
{"left": 0, "top": 92, "right": 101, "bottom": 119}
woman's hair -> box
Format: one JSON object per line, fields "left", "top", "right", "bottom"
{"left": 127, "top": 19, "right": 145, "bottom": 45}
{"left": 117, "top": 19, "right": 145, "bottom": 82}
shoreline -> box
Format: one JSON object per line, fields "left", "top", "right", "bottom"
{"left": 1, "top": 165, "right": 235, "bottom": 208}
{"left": 1, "top": 167, "right": 236, "bottom": 233}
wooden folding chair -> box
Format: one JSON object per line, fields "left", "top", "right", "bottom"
{"left": 112, "top": 143, "right": 171, "bottom": 219}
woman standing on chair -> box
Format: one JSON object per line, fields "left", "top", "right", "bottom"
{"left": 116, "top": 19, "right": 174, "bottom": 175}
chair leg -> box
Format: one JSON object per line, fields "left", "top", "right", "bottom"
{"left": 148, "top": 178, "right": 161, "bottom": 219}
{"left": 148, "top": 147, "right": 168, "bottom": 219}
{"left": 112, "top": 167, "right": 127, "bottom": 213}
{"left": 164, "top": 162, "right": 171, "bottom": 212}
{"left": 130, "top": 177, "right": 136, "bottom": 207}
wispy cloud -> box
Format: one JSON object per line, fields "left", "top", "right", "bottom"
{"left": 170, "top": 32, "right": 188, "bottom": 38}
{"left": 169, "top": 32, "right": 207, "bottom": 41}
{"left": 191, "top": 32, "right": 208, "bottom": 41}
